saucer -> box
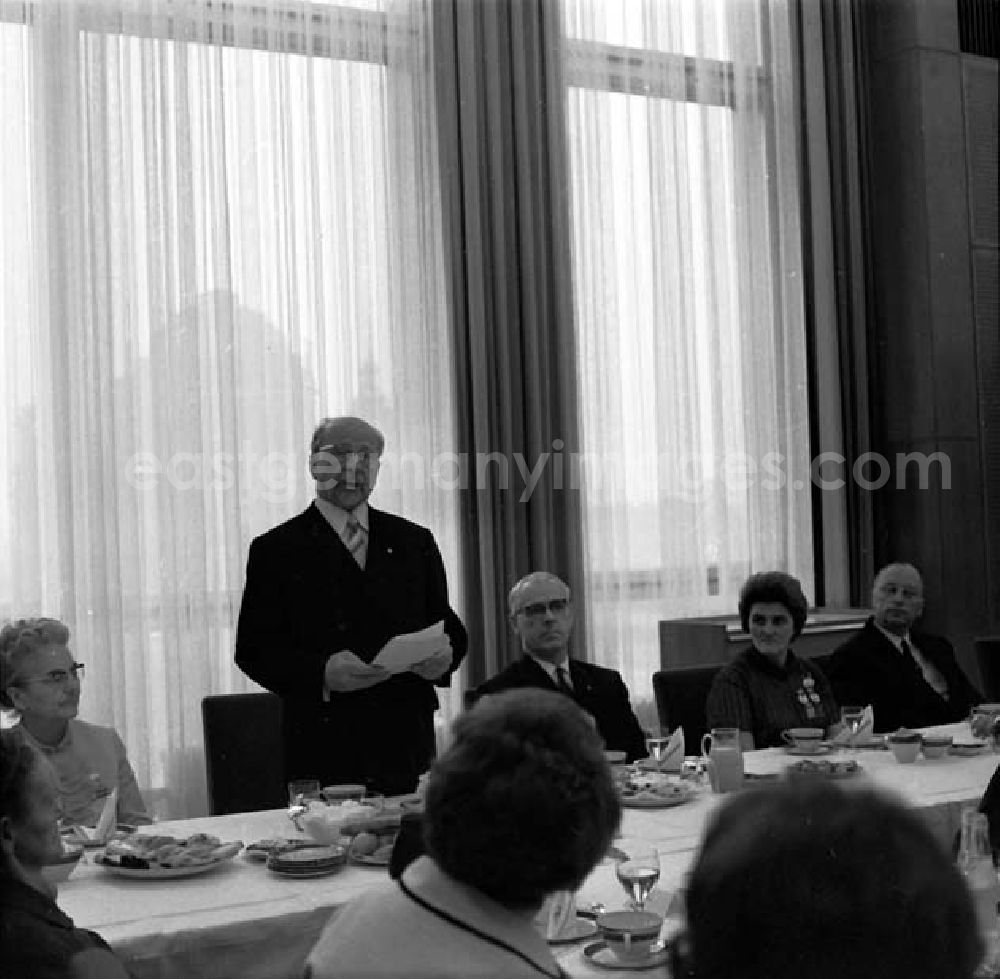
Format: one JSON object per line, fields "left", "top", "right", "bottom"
{"left": 547, "top": 917, "right": 597, "bottom": 945}
{"left": 582, "top": 941, "right": 669, "bottom": 971}
{"left": 784, "top": 744, "right": 831, "bottom": 756}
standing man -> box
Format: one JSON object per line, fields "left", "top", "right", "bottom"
{"left": 235, "top": 416, "right": 467, "bottom": 795}
{"left": 471, "top": 572, "right": 647, "bottom": 760}
{"left": 826, "top": 562, "right": 981, "bottom": 731}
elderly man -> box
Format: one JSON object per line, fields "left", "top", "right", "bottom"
{"left": 826, "top": 562, "right": 980, "bottom": 731}
{"left": 235, "top": 416, "right": 467, "bottom": 795}
{"left": 471, "top": 572, "right": 647, "bottom": 760}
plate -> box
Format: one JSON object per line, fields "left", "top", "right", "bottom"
{"left": 95, "top": 856, "right": 236, "bottom": 880}
{"left": 267, "top": 863, "right": 345, "bottom": 879}
{"left": 853, "top": 737, "right": 888, "bottom": 750}
{"left": 582, "top": 941, "right": 669, "bottom": 971}
{"left": 787, "top": 759, "right": 863, "bottom": 780}
{"left": 547, "top": 918, "right": 598, "bottom": 945}
{"left": 349, "top": 851, "right": 391, "bottom": 867}
{"left": 619, "top": 782, "right": 695, "bottom": 809}
{"left": 632, "top": 758, "right": 681, "bottom": 774}
{"left": 784, "top": 744, "right": 832, "bottom": 756}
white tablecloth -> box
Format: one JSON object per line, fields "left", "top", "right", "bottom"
{"left": 59, "top": 722, "right": 998, "bottom": 979}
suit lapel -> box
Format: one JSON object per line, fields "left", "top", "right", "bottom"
{"left": 520, "top": 656, "right": 559, "bottom": 691}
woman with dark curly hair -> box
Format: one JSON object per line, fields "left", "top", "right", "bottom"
{"left": 672, "top": 781, "right": 982, "bottom": 979}
{"left": 305, "top": 689, "right": 622, "bottom": 979}
{"left": 0, "top": 728, "right": 132, "bottom": 978}
{"left": 705, "top": 571, "right": 839, "bottom": 749}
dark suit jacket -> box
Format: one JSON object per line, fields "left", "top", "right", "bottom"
{"left": 235, "top": 503, "right": 468, "bottom": 794}
{"left": 471, "top": 655, "right": 648, "bottom": 761}
{"left": 826, "top": 617, "right": 981, "bottom": 732}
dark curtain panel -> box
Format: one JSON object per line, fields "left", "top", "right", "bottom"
{"left": 794, "top": 0, "right": 875, "bottom": 605}
{"left": 433, "top": 0, "right": 586, "bottom": 686}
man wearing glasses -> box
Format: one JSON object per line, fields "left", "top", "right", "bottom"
{"left": 236, "top": 416, "right": 468, "bottom": 796}
{"left": 470, "top": 572, "right": 647, "bottom": 761}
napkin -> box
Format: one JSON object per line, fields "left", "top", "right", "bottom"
{"left": 70, "top": 787, "right": 119, "bottom": 844}
{"left": 831, "top": 705, "right": 875, "bottom": 745}
{"left": 641, "top": 726, "right": 685, "bottom": 772}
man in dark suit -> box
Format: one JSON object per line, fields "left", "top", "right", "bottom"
{"left": 235, "top": 416, "right": 467, "bottom": 795}
{"left": 471, "top": 572, "right": 647, "bottom": 760}
{"left": 826, "top": 562, "right": 981, "bottom": 732}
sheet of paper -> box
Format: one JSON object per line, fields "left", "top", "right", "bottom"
{"left": 373, "top": 621, "right": 445, "bottom": 674}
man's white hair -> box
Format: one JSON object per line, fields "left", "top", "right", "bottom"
{"left": 872, "top": 562, "right": 923, "bottom": 595}
{"left": 508, "top": 572, "right": 571, "bottom": 616}
{"left": 310, "top": 416, "right": 385, "bottom": 455}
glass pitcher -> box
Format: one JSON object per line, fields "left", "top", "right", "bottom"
{"left": 700, "top": 727, "right": 744, "bottom": 793}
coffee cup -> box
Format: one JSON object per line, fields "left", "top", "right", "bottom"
{"left": 920, "top": 734, "right": 953, "bottom": 759}
{"left": 596, "top": 910, "right": 663, "bottom": 963}
{"left": 781, "top": 727, "right": 824, "bottom": 753}
{"left": 887, "top": 730, "right": 921, "bottom": 764}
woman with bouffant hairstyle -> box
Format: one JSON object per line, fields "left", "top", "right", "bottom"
{"left": 0, "top": 728, "right": 132, "bottom": 978}
{"left": 706, "top": 571, "right": 840, "bottom": 748}
{"left": 0, "top": 618, "right": 149, "bottom": 830}
{"left": 672, "top": 781, "right": 982, "bottom": 979}
{"left": 305, "top": 689, "right": 621, "bottom": 979}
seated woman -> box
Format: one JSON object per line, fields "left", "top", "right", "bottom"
{"left": 0, "top": 618, "right": 150, "bottom": 828}
{"left": 706, "top": 572, "right": 839, "bottom": 749}
{"left": 305, "top": 689, "right": 621, "bottom": 979}
{"left": 672, "top": 781, "right": 982, "bottom": 979}
{"left": 0, "top": 728, "right": 133, "bottom": 978}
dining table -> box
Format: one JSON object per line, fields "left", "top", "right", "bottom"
{"left": 58, "top": 721, "right": 997, "bottom": 979}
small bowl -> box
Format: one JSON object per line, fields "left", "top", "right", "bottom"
{"left": 887, "top": 738, "right": 921, "bottom": 764}
{"left": 920, "top": 735, "right": 953, "bottom": 760}
{"left": 604, "top": 750, "right": 628, "bottom": 765}
{"left": 596, "top": 910, "right": 663, "bottom": 964}
{"left": 321, "top": 784, "right": 367, "bottom": 804}
{"left": 301, "top": 802, "right": 377, "bottom": 844}
{"left": 41, "top": 844, "right": 83, "bottom": 885}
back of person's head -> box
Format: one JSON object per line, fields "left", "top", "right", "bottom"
{"left": 423, "top": 688, "right": 620, "bottom": 911}
{"left": 678, "top": 781, "right": 982, "bottom": 979}
{"left": 0, "top": 617, "right": 71, "bottom": 709}
{"left": 0, "top": 728, "right": 39, "bottom": 868}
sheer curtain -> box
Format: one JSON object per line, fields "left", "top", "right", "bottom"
{"left": 0, "top": 0, "right": 460, "bottom": 816}
{"left": 560, "top": 0, "right": 815, "bottom": 705}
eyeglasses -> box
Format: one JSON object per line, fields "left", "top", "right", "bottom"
{"left": 517, "top": 599, "right": 570, "bottom": 619}
{"left": 314, "top": 444, "right": 380, "bottom": 463}
{"left": 14, "top": 663, "right": 85, "bottom": 688}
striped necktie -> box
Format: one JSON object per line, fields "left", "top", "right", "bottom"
{"left": 344, "top": 515, "right": 366, "bottom": 568}
{"left": 555, "top": 665, "right": 574, "bottom": 698}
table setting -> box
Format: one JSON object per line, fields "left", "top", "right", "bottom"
{"left": 48, "top": 717, "right": 1000, "bottom": 979}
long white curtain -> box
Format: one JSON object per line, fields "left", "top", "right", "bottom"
{"left": 0, "top": 0, "right": 461, "bottom": 817}
{"left": 561, "top": 0, "right": 814, "bottom": 704}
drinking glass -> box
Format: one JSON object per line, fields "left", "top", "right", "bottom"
{"left": 841, "top": 706, "right": 865, "bottom": 748}
{"left": 646, "top": 731, "right": 671, "bottom": 772}
{"left": 612, "top": 839, "right": 660, "bottom": 912}
{"left": 287, "top": 779, "right": 322, "bottom": 813}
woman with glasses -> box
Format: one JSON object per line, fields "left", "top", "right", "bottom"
{"left": 0, "top": 728, "right": 133, "bottom": 978}
{"left": 0, "top": 618, "right": 149, "bottom": 829}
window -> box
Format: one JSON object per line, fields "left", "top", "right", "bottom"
{"left": 562, "top": 0, "right": 814, "bottom": 699}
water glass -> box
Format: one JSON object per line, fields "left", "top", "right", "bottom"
{"left": 287, "top": 779, "right": 322, "bottom": 810}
